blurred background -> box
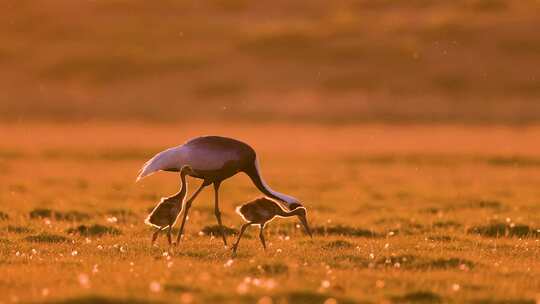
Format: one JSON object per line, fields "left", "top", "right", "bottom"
{"left": 2, "top": 0, "right": 540, "bottom": 124}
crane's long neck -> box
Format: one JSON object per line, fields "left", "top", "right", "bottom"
{"left": 168, "top": 172, "right": 188, "bottom": 205}
{"left": 276, "top": 206, "right": 303, "bottom": 218}
{"left": 244, "top": 158, "right": 300, "bottom": 210}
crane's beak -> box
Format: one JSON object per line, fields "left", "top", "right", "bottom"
{"left": 299, "top": 215, "right": 313, "bottom": 238}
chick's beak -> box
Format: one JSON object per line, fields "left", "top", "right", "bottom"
{"left": 299, "top": 214, "right": 313, "bottom": 238}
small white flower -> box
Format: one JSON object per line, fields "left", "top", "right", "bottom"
{"left": 324, "top": 298, "right": 338, "bottom": 304}
{"left": 257, "top": 296, "right": 273, "bottom": 304}
{"left": 78, "top": 274, "right": 90, "bottom": 288}
{"left": 236, "top": 282, "right": 249, "bottom": 294}
{"left": 71, "top": 250, "right": 78, "bottom": 256}
{"left": 321, "top": 280, "right": 330, "bottom": 288}
{"left": 106, "top": 216, "right": 118, "bottom": 223}
{"left": 180, "top": 292, "right": 194, "bottom": 304}
{"left": 149, "top": 281, "right": 161, "bottom": 293}
{"left": 265, "top": 279, "right": 276, "bottom": 290}
{"left": 224, "top": 259, "right": 234, "bottom": 267}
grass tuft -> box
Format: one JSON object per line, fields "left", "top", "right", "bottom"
{"left": 433, "top": 221, "right": 462, "bottom": 229}
{"left": 313, "top": 225, "right": 379, "bottom": 238}
{"left": 254, "top": 262, "right": 289, "bottom": 275}
{"left": 422, "top": 258, "right": 474, "bottom": 270}
{"left": 470, "top": 299, "right": 535, "bottom": 304}
{"left": 52, "top": 296, "right": 161, "bottom": 304}
{"left": 29, "top": 208, "right": 91, "bottom": 221}
{"left": 201, "top": 225, "right": 238, "bottom": 236}
{"left": 67, "top": 224, "right": 121, "bottom": 236}
{"left": 0, "top": 211, "right": 8, "bottom": 220}
{"left": 392, "top": 291, "right": 442, "bottom": 303}
{"left": 282, "top": 291, "right": 355, "bottom": 304}
{"left": 323, "top": 239, "right": 354, "bottom": 249}
{"left": 24, "top": 233, "right": 70, "bottom": 243}
{"left": 468, "top": 223, "right": 540, "bottom": 238}
{"left": 5, "top": 225, "right": 33, "bottom": 234}
{"left": 164, "top": 283, "right": 200, "bottom": 293}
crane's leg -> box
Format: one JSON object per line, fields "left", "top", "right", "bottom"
{"left": 232, "top": 223, "right": 251, "bottom": 254}
{"left": 175, "top": 181, "right": 207, "bottom": 245}
{"left": 259, "top": 225, "right": 267, "bottom": 250}
{"left": 213, "top": 182, "right": 228, "bottom": 246}
{"left": 151, "top": 229, "right": 160, "bottom": 245}
{"left": 167, "top": 226, "right": 172, "bottom": 246}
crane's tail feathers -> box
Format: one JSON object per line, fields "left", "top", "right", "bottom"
{"left": 136, "top": 147, "right": 182, "bottom": 182}
{"left": 136, "top": 158, "right": 156, "bottom": 182}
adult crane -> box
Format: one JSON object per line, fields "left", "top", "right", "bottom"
{"left": 136, "top": 136, "right": 304, "bottom": 246}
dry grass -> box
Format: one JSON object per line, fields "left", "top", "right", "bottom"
{"left": 0, "top": 123, "right": 539, "bottom": 303}
{"left": 1, "top": 0, "right": 540, "bottom": 124}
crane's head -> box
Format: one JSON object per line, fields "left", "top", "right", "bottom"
{"left": 291, "top": 206, "right": 313, "bottom": 238}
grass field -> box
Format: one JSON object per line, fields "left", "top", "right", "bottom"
{"left": 1, "top": 123, "right": 539, "bottom": 303}
{"left": 2, "top": 0, "right": 540, "bottom": 124}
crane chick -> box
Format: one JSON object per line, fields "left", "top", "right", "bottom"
{"left": 145, "top": 165, "right": 193, "bottom": 246}
{"left": 232, "top": 197, "right": 312, "bottom": 254}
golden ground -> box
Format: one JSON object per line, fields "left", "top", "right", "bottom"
{"left": 0, "top": 123, "right": 539, "bottom": 303}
